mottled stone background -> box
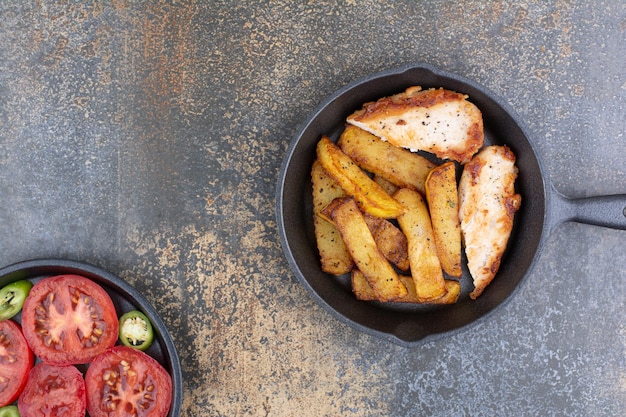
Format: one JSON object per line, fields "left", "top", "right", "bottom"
{"left": 0, "top": 1, "right": 624, "bottom": 416}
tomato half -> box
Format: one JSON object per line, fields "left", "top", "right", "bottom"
{"left": 0, "top": 320, "right": 34, "bottom": 406}
{"left": 18, "top": 362, "right": 86, "bottom": 417}
{"left": 21, "top": 274, "right": 119, "bottom": 365}
{"left": 85, "top": 346, "right": 173, "bottom": 417}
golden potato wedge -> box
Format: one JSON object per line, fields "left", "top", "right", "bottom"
{"left": 424, "top": 279, "right": 460, "bottom": 305}
{"left": 316, "top": 136, "right": 406, "bottom": 219}
{"left": 337, "top": 125, "right": 436, "bottom": 195}
{"left": 311, "top": 160, "right": 354, "bottom": 275}
{"left": 425, "top": 161, "right": 462, "bottom": 277}
{"left": 352, "top": 270, "right": 460, "bottom": 304}
{"left": 394, "top": 188, "right": 447, "bottom": 302}
{"left": 327, "top": 197, "right": 407, "bottom": 301}
{"left": 374, "top": 175, "right": 399, "bottom": 196}
{"left": 363, "top": 213, "right": 410, "bottom": 271}
{"left": 351, "top": 269, "right": 378, "bottom": 301}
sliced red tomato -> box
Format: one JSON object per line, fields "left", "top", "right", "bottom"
{"left": 18, "top": 362, "right": 86, "bottom": 417}
{"left": 21, "top": 274, "right": 118, "bottom": 365}
{"left": 0, "top": 320, "right": 34, "bottom": 406}
{"left": 86, "top": 346, "right": 173, "bottom": 417}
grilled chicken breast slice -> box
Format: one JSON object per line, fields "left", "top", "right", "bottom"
{"left": 458, "top": 145, "right": 521, "bottom": 299}
{"left": 346, "top": 86, "right": 484, "bottom": 164}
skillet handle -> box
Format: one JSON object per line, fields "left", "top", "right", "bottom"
{"left": 552, "top": 191, "right": 626, "bottom": 231}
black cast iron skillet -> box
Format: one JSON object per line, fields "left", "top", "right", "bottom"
{"left": 0, "top": 258, "right": 183, "bottom": 416}
{"left": 276, "top": 63, "right": 626, "bottom": 347}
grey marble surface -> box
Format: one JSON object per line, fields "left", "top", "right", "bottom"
{"left": 0, "top": 1, "right": 624, "bottom": 416}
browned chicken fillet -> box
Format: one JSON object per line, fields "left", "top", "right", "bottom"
{"left": 458, "top": 145, "right": 521, "bottom": 299}
{"left": 346, "top": 86, "right": 484, "bottom": 164}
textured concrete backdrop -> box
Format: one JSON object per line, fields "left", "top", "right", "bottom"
{"left": 0, "top": 1, "right": 624, "bottom": 416}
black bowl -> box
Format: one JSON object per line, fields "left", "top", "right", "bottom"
{"left": 276, "top": 63, "right": 544, "bottom": 347}
{"left": 0, "top": 258, "right": 183, "bottom": 416}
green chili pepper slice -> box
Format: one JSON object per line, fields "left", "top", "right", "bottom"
{"left": 0, "top": 405, "right": 20, "bottom": 417}
{"left": 118, "top": 310, "right": 154, "bottom": 351}
{"left": 0, "top": 280, "right": 33, "bottom": 321}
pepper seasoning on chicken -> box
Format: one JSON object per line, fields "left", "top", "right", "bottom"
{"left": 458, "top": 145, "right": 521, "bottom": 299}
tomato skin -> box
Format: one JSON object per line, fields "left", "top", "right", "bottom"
{"left": 18, "top": 362, "right": 86, "bottom": 417}
{"left": 86, "top": 346, "right": 173, "bottom": 417}
{"left": 21, "top": 274, "right": 119, "bottom": 365}
{"left": 0, "top": 320, "right": 34, "bottom": 407}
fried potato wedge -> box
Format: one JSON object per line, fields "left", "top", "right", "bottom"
{"left": 352, "top": 270, "right": 460, "bottom": 304}
{"left": 311, "top": 160, "right": 354, "bottom": 275}
{"left": 373, "top": 175, "right": 399, "bottom": 196}
{"left": 394, "top": 188, "right": 447, "bottom": 302}
{"left": 326, "top": 197, "right": 407, "bottom": 301}
{"left": 316, "top": 136, "right": 406, "bottom": 219}
{"left": 425, "top": 161, "right": 462, "bottom": 277}
{"left": 363, "top": 213, "right": 410, "bottom": 271}
{"left": 338, "top": 125, "right": 436, "bottom": 195}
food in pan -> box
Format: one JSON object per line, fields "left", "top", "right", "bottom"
{"left": 346, "top": 86, "right": 484, "bottom": 164}
{"left": 458, "top": 145, "right": 522, "bottom": 299}
{"left": 0, "top": 280, "right": 33, "bottom": 321}
{"left": 0, "top": 406, "right": 19, "bottom": 417}
{"left": 311, "top": 160, "right": 354, "bottom": 275}
{"left": 118, "top": 310, "right": 155, "bottom": 351}
{"left": 394, "top": 188, "right": 448, "bottom": 302}
{"left": 311, "top": 86, "right": 520, "bottom": 304}
{"left": 21, "top": 274, "right": 119, "bottom": 365}
{"left": 363, "top": 213, "right": 410, "bottom": 271}
{"left": 351, "top": 270, "right": 460, "bottom": 304}
{"left": 425, "top": 162, "right": 462, "bottom": 278}
{"left": 0, "top": 320, "right": 33, "bottom": 407}
{"left": 3, "top": 273, "right": 174, "bottom": 415}
{"left": 323, "top": 197, "right": 408, "bottom": 302}
{"left": 85, "top": 346, "right": 173, "bottom": 417}
{"left": 337, "top": 124, "right": 436, "bottom": 195}
{"left": 18, "top": 362, "right": 86, "bottom": 417}
{"left": 316, "top": 136, "right": 406, "bottom": 218}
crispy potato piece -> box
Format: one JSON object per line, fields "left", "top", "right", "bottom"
{"left": 337, "top": 125, "right": 436, "bottom": 195}
{"left": 425, "top": 161, "right": 462, "bottom": 277}
{"left": 316, "top": 136, "right": 406, "bottom": 219}
{"left": 394, "top": 188, "right": 447, "bottom": 302}
{"left": 351, "top": 269, "right": 379, "bottom": 301}
{"left": 374, "top": 175, "right": 399, "bottom": 195}
{"left": 311, "top": 160, "right": 354, "bottom": 275}
{"left": 327, "top": 197, "right": 407, "bottom": 301}
{"left": 363, "top": 213, "right": 410, "bottom": 271}
{"left": 352, "top": 270, "right": 460, "bottom": 304}
{"left": 406, "top": 278, "right": 460, "bottom": 305}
